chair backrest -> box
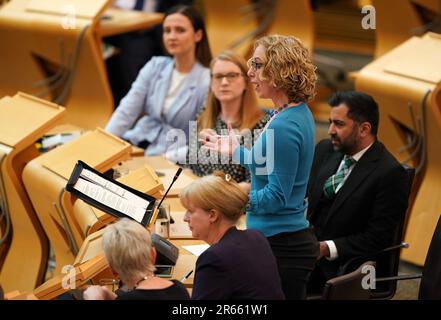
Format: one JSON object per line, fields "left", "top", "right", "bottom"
{"left": 419, "top": 214, "right": 441, "bottom": 300}
{"left": 370, "top": 165, "right": 415, "bottom": 299}
{"left": 323, "top": 261, "right": 375, "bottom": 300}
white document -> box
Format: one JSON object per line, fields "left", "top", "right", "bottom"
{"left": 73, "top": 176, "right": 147, "bottom": 223}
{"left": 182, "top": 244, "right": 210, "bottom": 257}
{"left": 80, "top": 169, "right": 150, "bottom": 209}
{"left": 169, "top": 211, "right": 193, "bottom": 238}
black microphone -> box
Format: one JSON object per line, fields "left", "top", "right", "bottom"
{"left": 151, "top": 168, "right": 183, "bottom": 265}
{"left": 156, "top": 167, "right": 183, "bottom": 216}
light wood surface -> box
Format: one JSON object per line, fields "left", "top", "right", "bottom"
{"left": 262, "top": 0, "right": 314, "bottom": 53}
{"left": 0, "top": 1, "right": 164, "bottom": 131}
{"left": 121, "top": 155, "right": 198, "bottom": 196}
{"left": 203, "top": 0, "right": 257, "bottom": 57}
{"left": 0, "top": 92, "right": 64, "bottom": 148}
{"left": 39, "top": 128, "right": 130, "bottom": 180}
{"left": 22, "top": 129, "right": 131, "bottom": 277}
{"left": 0, "top": 0, "right": 114, "bottom": 129}
{"left": 26, "top": 0, "right": 108, "bottom": 19}
{"left": 383, "top": 37, "right": 441, "bottom": 84}
{"left": 99, "top": 8, "right": 163, "bottom": 37}
{"left": 33, "top": 254, "right": 109, "bottom": 300}
{"left": 372, "top": 0, "right": 423, "bottom": 58}
{"left": 0, "top": 93, "right": 65, "bottom": 293}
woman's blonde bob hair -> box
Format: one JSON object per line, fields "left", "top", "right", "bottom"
{"left": 198, "top": 51, "right": 263, "bottom": 131}
{"left": 102, "top": 218, "right": 155, "bottom": 283}
{"left": 254, "top": 35, "right": 317, "bottom": 103}
{"left": 180, "top": 171, "right": 249, "bottom": 222}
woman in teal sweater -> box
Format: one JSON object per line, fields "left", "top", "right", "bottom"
{"left": 201, "top": 35, "right": 319, "bottom": 299}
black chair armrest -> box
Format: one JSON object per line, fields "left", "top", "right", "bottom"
{"left": 376, "top": 273, "right": 422, "bottom": 283}
{"left": 378, "top": 242, "right": 409, "bottom": 254}
{"left": 338, "top": 242, "right": 409, "bottom": 275}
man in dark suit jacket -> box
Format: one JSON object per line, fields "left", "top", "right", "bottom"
{"left": 306, "top": 91, "right": 410, "bottom": 293}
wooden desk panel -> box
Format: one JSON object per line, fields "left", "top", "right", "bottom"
{"left": 0, "top": 0, "right": 114, "bottom": 130}
{"left": 121, "top": 156, "right": 198, "bottom": 196}
{"left": 22, "top": 129, "right": 131, "bottom": 276}
{"left": 99, "top": 8, "right": 162, "bottom": 37}
{"left": 171, "top": 239, "right": 206, "bottom": 288}
{"left": 0, "top": 93, "right": 65, "bottom": 293}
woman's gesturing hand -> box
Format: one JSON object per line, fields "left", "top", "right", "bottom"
{"left": 199, "top": 123, "right": 239, "bottom": 157}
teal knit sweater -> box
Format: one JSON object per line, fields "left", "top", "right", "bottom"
{"left": 232, "top": 103, "right": 315, "bottom": 237}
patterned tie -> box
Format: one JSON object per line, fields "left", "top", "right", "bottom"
{"left": 323, "top": 156, "right": 356, "bottom": 199}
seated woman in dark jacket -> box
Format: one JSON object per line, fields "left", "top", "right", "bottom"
{"left": 180, "top": 172, "right": 285, "bottom": 300}
{"left": 83, "top": 218, "right": 189, "bottom": 300}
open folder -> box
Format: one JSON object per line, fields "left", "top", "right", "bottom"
{"left": 65, "top": 160, "right": 157, "bottom": 226}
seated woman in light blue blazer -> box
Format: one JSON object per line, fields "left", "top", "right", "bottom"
{"left": 105, "top": 5, "right": 212, "bottom": 155}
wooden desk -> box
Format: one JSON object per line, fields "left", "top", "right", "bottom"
{"left": 170, "top": 239, "right": 206, "bottom": 289}
{"left": 0, "top": 0, "right": 115, "bottom": 129}
{"left": 99, "top": 8, "right": 162, "bottom": 37}
{"left": 121, "top": 155, "right": 198, "bottom": 197}
{"left": 22, "top": 128, "right": 131, "bottom": 275}
{"left": 0, "top": 92, "right": 65, "bottom": 293}
{"left": 0, "top": 1, "right": 162, "bottom": 131}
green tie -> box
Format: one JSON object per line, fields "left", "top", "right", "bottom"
{"left": 323, "top": 156, "right": 356, "bottom": 199}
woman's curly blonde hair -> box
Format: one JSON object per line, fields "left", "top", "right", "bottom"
{"left": 254, "top": 35, "right": 317, "bottom": 103}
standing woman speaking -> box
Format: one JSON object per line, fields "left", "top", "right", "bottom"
{"left": 202, "top": 35, "right": 319, "bottom": 299}
{"left": 106, "top": 5, "right": 212, "bottom": 155}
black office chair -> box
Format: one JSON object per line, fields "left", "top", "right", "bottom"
{"left": 378, "top": 214, "right": 441, "bottom": 300}
{"left": 336, "top": 166, "right": 416, "bottom": 299}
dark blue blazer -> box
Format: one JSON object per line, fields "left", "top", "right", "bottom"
{"left": 191, "top": 227, "right": 285, "bottom": 300}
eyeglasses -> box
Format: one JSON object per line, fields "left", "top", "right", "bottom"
{"left": 211, "top": 72, "right": 243, "bottom": 83}
{"left": 247, "top": 58, "right": 264, "bottom": 71}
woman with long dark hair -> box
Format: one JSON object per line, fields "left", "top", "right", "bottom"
{"left": 106, "top": 5, "right": 212, "bottom": 155}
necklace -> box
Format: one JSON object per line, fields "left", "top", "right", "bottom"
{"left": 274, "top": 103, "right": 290, "bottom": 114}
{"left": 263, "top": 103, "right": 293, "bottom": 130}
{"left": 134, "top": 274, "right": 153, "bottom": 289}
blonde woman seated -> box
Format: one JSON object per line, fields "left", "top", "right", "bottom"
{"left": 182, "top": 51, "right": 268, "bottom": 183}
{"left": 83, "top": 218, "right": 189, "bottom": 300}
{"left": 180, "top": 172, "right": 285, "bottom": 300}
